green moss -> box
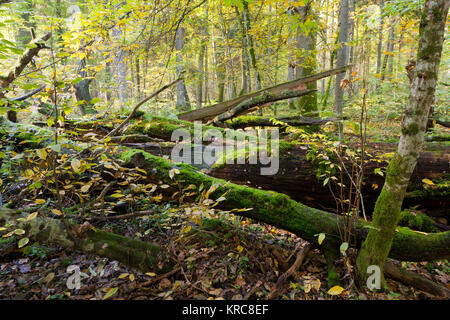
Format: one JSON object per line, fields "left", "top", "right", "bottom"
{"left": 84, "top": 229, "right": 163, "bottom": 272}
{"left": 399, "top": 210, "right": 436, "bottom": 232}
{"left": 402, "top": 123, "right": 420, "bottom": 136}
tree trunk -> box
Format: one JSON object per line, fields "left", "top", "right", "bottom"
{"left": 175, "top": 26, "right": 191, "bottom": 112}
{"left": 356, "top": 0, "right": 449, "bottom": 287}
{"left": 0, "top": 208, "right": 166, "bottom": 273}
{"left": 178, "top": 66, "right": 350, "bottom": 122}
{"left": 74, "top": 57, "right": 96, "bottom": 115}
{"left": 112, "top": 28, "right": 128, "bottom": 103}
{"left": 242, "top": 0, "right": 262, "bottom": 99}
{"left": 123, "top": 117, "right": 450, "bottom": 217}
{"left": 334, "top": 0, "right": 350, "bottom": 138}
{"left": 294, "top": 2, "right": 318, "bottom": 113}
{"left": 376, "top": 0, "right": 384, "bottom": 78}
{"left": 209, "top": 89, "right": 316, "bottom": 125}
{"left": 116, "top": 149, "right": 450, "bottom": 266}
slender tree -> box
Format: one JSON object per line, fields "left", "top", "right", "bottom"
{"left": 356, "top": 0, "right": 449, "bottom": 286}
{"left": 334, "top": 0, "right": 350, "bottom": 137}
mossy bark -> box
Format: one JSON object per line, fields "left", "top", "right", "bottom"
{"left": 0, "top": 208, "right": 166, "bottom": 273}
{"left": 224, "top": 115, "right": 336, "bottom": 130}
{"left": 117, "top": 148, "right": 450, "bottom": 264}
{"left": 123, "top": 117, "right": 450, "bottom": 216}
{"left": 356, "top": 0, "right": 449, "bottom": 288}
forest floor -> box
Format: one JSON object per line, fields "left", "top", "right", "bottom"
{"left": 1, "top": 92, "right": 449, "bottom": 300}
{"left": 1, "top": 206, "right": 449, "bottom": 300}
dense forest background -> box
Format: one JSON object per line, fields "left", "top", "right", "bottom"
{"left": 0, "top": 0, "right": 447, "bottom": 125}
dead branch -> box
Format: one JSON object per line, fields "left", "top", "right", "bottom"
{"left": 104, "top": 77, "right": 181, "bottom": 139}
{"left": 268, "top": 244, "right": 312, "bottom": 299}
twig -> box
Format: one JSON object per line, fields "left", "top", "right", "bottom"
{"left": 104, "top": 77, "right": 181, "bottom": 139}
{"left": 89, "top": 209, "right": 155, "bottom": 221}
{"left": 268, "top": 244, "right": 312, "bottom": 299}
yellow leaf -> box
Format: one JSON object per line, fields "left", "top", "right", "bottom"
{"left": 71, "top": 158, "right": 81, "bottom": 172}
{"left": 14, "top": 229, "right": 25, "bottom": 235}
{"left": 237, "top": 245, "right": 244, "bottom": 254}
{"left": 80, "top": 184, "right": 91, "bottom": 193}
{"left": 327, "top": 285, "right": 345, "bottom": 296}
{"left": 318, "top": 233, "right": 326, "bottom": 245}
{"left": 422, "top": 178, "right": 435, "bottom": 185}
{"left": 118, "top": 273, "right": 129, "bottom": 279}
{"left": 103, "top": 287, "right": 118, "bottom": 300}
{"left": 35, "top": 199, "right": 46, "bottom": 205}
{"left": 44, "top": 272, "right": 55, "bottom": 283}
{"left": 26, "top": 212, "right": 38, "bottom": 221}
{"left": 36, "top": 148, "right": 47, "bottom": 160}
{"left": 18, "top": 237, "right": 29, "bottom": 248}
{"left": 51, "top": 209, "right": 63, "bottom": 216}
{"left": 146, "top": 272, "right": 156, "bottom": 277}
{"left": 129, "top": 274, "right": 135, "bottom": 282}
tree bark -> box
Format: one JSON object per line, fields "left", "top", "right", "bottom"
{"left": 0, "top": 207, "right": 166, "bottom": 273}
{"left": 356, "top": 0, "right": 449, "bottom": 286}
{"left": 116, "top": 148, "right": 450, "bottom": 265}
{"left": 223, "top": 115, "right": 340, "bottom": 129}
{"left": 178, "top": 66, "right": 350, "bottom": 122}
{"left": 334, "top": 0, "right": 350, "bottom": 137}
{"left": 293, "top": 2, "right": 318, "bottom": 113}
{"left": 122, "top": 117, "right": 450, "bottom": 217}
{"left": 208, "top": 89, "right": 316, "bottom": 125}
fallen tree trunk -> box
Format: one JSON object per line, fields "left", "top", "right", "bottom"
{"left": 121, "top": 118, "right": 450, "bottom": 217}
{"left": 223, "top": 115, "right": 340, "bottom": 130}
{"left": 178, "top": 66, "right": 351, "bottom": 122}
{"left": 208, "top": 142, "right": 450, "bottom": 218}
{"left": 116, "top": 148, "right": 450, "bottom": 263}
{"left": 0, "top": 207, "right": 167, "bottom": 273}
{"left": 207, "top": 89, "right": 316, "bottom": 126}
{"left": 384, "top": 260, "right": 449, "bottom": 297}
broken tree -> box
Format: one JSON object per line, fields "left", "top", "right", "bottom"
{"left": 177, "top": 66, "right": 351, "bottom": 122}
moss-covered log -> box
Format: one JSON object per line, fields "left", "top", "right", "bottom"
{"left": 122, "top": 117, "right": 450, "bottom": 217}
{"left": 209, "top": 142, "right": 450, "bottom": 218}
{"left": 116, "top": 148, "right": 450, "bottom": 262}
{"left": 223, "top": 115, "right": 339, "bottom": 130}
{"left": 0, "top": 207, "right": 166, "bottom": 273}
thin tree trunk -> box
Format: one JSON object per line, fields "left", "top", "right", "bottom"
{"left": 356, "top": 0, "right": 449, "bottom": 286}
{"left": 175, "top": 26, "right": 191, "bottom": 111}
{"left": 334, "top": 0, "right": 350, "bottom": 138}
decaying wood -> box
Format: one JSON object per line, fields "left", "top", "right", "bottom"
{"left": 207, "top": 142, "right": 450, "bottom": 218}
{"left": 0, "top": 207, "right": 167, "bottom": 273}
{"left": 119, "top": 149, "right": 450, "bottom": 263}
{"left": 207, "top": 89, "right": 316, "bottom": 126}
{"left": 118, "top": 118, "right": 449, "bottom": 216}
{"left": 268, "top": 244, "right": 312, "bottom": 299}
{"left": 384, "top": 260, "right": 450, "bottom": 298}
{"left": 178, "top": 65, "right": 351, "bottom": 122}
{"left": 224, "top": 115, "right": 340, "bottom": 129}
